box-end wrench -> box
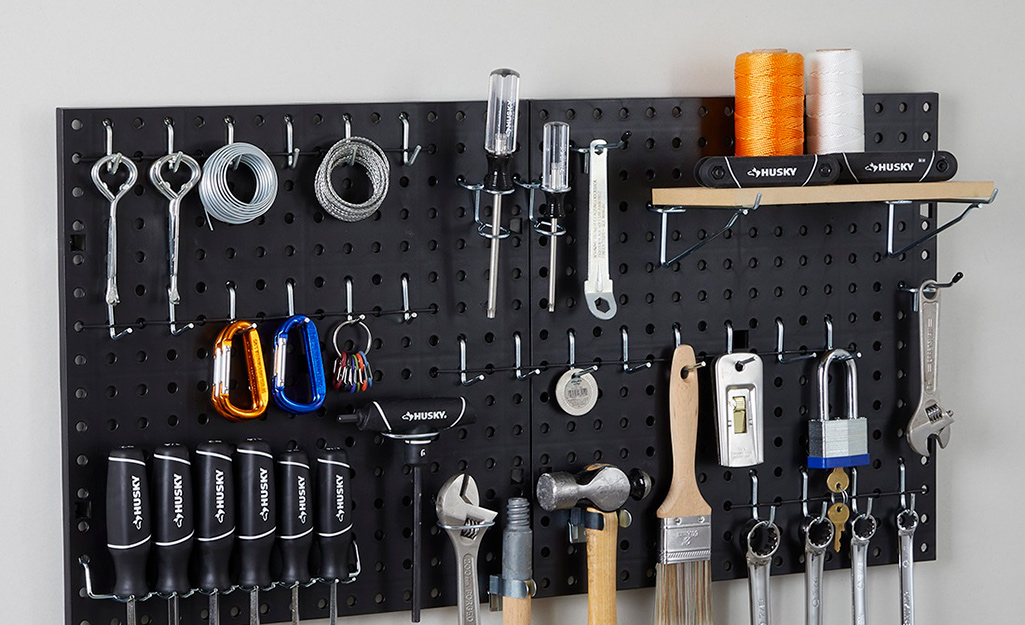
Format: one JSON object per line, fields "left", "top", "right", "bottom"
{"left": 803, "top": 511, "right": 834, "bottom": 625}
{"left": 907, "top": 280, "right": 953, "bottom": 456}
{"left": 746, "top": 519, "right": 781, "bottom": 625}
{"left": 583, "top": 140, "right": 617, "bottom": 320}
{"left": 436, "top": 474, "right": 497, "bottom": 625}
{"left": 897, "top": 500, "right": 919, "bottom": 625}
{"left": 850, "top": 502, "right": 878, "bottom": 625}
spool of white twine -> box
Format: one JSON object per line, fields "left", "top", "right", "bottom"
{"left": 806, "top": 49, "right": 865, "bottom": 153}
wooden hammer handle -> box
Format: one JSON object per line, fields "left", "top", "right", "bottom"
{"left": 586, "top": 509, "right": 620, "bottom": 625}
{"left": 503, "top": 596, "right": 531, "bottom": 625}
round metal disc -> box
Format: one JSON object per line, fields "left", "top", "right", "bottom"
{"left": 555, "top": 368, "right": 599, "bottom": 416}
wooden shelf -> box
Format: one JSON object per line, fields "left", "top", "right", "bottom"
{"left": 651, "top": 181, "right": 996, "bottom": 208}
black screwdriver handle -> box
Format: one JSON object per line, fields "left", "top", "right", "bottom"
{"left": 195, "top": 441, "right": 235, "bottom": 592}
{"left": 152, "top": 443, "right": 194, "bottom": 595}
{"left": 346, "top": 397, "right": 475, "bottom": 435}
{"left": 278, "top": 450, "right": 313, "bottom": 585}
{"left": 236, "top": 439, "right": 276, "bottom": 589}
{"left": 316, "top": 448, "right": 354, "bottom": 581}
{"left": 106, "top": 446, "right": 151, "bottom": 599}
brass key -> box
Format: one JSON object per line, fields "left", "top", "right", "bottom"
{"left": 827, "top": 467, "right": 850, "bottom": 493}
{"left": 827, "top": 501, "right": 850, "bottom": 552}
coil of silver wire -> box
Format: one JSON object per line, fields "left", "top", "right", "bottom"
{"left": 199, "top": 142, "right": 278, "bottom": 226}
{"left": 314, "top": 136, "right": 390, "bottom": 222}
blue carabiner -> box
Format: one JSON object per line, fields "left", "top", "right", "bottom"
{"left": 272, "top": 315, "right": 327, "bottom": 413}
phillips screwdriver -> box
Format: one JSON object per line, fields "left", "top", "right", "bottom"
{"left": 541, "top": 121, "right": 570, "bottom": 313}
{"left": 316, "top": 448, "right": 355, "bottom": 625}
{"left": 483, "top": 68, "right": 521, "bottom": 319}
{"left": 236, "top": 439, "right": 276, "bottom": 625}
{"left": 278, "top": 450, "right": 314, "bottom": 625}
{"left": 196, "top": 441, "right": 235, "bottom": 625}
{"left": 106, "top": 446, "right": 151, "bottom": 625}
{"left": 153, "top": 443, "right": 194, "bottom": 625}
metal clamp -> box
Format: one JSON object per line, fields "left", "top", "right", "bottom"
{"left": 647, "top": 192, "right": 762, "bottom": 267}
{"left": 488, "top": 575, "right": 536, "bottom": 611}
{"left": 567, "top": 506, "right": 632, "bottom": 544}
{"left": 457, "top": 176, "right": 514, "bottom": 241}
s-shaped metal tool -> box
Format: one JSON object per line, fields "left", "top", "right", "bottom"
{"left": 436, "top": 474, "right": 497, "bottom": 625}
{"left": 150, "top": 118, "right": 201, "bottom": 335}
{"left": 91, "top": 119, "right": 138, "bottom": 340}
{"left": 897, "top": 460, "right": 919, "bottom": 625}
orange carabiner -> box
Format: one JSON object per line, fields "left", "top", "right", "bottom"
{"left": 211, "top": 320, "right": 269, "bottom": 421}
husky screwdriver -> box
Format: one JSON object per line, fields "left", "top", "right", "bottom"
{"left": 196, "top": 441, "right": 235, "bottom": 625}
{"left": 278, "top": 450, "right": 314, "bottom": 625}
{"left": 106, "top": 446, "right": 151, "bottom": 625}
{"left": 237, "top": 439, "right": 276, "bottom": 625}
{"left": 153, "top": 444, "right": 194, "bottom": 625}
{"left": 317, "top": 448, "right": 355, "bottom": 625}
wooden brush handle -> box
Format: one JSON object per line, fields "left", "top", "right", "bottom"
{"left": 586, "top": 509, "right": 619, "bottom": 625}
{"left": 656, "top": 345, "right": 712, "bottom": 519}
{"left": 503, "top": 596, "right": 531, "bottom": 625}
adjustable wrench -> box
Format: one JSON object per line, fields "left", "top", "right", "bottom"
{"left": 583, "top": 140, "right": 617, "bottom": 320}
{"left": 907, "top": 280, "right": 953, "bottom": 456}
{"left": 897, "top": 505, "right": 919, "bottom": 625}
{"left": 849, "top": 508, "right": 877, "bottom": 625}
{"left": 436, "top": 474, "right": 497, "bottom": 625}
{"left": 746, "top": 519, "right": 781, "bottom": 625}
{"left": 803, "top": 514, "right": 834, "bottom": 625}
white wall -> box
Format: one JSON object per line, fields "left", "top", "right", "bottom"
{"left": 1, "top": 1, "right": 1021, "bottom": 623}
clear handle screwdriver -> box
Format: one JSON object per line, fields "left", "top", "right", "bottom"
{"left": 482, "top": 68, "right": 520, "bottom": 319}
{"left": 541, "top": 122, "right": 570, "bottom": 313}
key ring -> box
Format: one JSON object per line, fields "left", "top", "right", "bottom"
{"left": 330, "top": 318, "right": 375, "bottom": 393}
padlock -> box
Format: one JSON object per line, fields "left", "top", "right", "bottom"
{"left": 808, "top": 349, "right": 870, "bottom": 469}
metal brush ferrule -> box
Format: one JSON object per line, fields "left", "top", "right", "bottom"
{"left": 659, "top": 515, "right": 711, "bottom": 564}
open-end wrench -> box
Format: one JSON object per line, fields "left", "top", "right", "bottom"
{"left": 746, "top": 519, "right": 781, "bottom": 625}
{"left": 436, "top": 474, "right": 497, "bottom": 625}
{"left": 583, "top": 140, "right": 617, "bottom": 320}
{"left": 850, "top": 504, "right": 878, "bottom": 625}
{"left": 803, "top": 512, "right": 834, "bottom": 625}
{"left": 907, "top": 280, "right": 953, "bottom": 456}
{"left": 897, "top": 502, "right": 919, "bottom": 625}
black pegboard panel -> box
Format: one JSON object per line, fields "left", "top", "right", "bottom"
{"left": 59, "top": 93, "right": 941, "bottom": 625}
{"left": 524, "top": 94, "right": 939, "bottom": 596}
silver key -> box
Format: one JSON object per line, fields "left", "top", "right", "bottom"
{"left": 850, "top": 509, "right": 878, "bottom": 625}
{"left": 583, "top": 140, "right": 616, "bottom": 320}
{"left": 555, "top": 368, "right": 599, "bottom": 416}
{"left": 746, "top": 519, "right": 781, "bottom": 625}
{"left": 897, "top": 506, "right": 919, "bottom": 625}
{"left": 436, "top": 474, "right": 497, "bottom": 625}
{"left": 906, "top": 280, "right": 954, "bottom": 455}
{"left": 803, "top": 515, "right": 834, "bottom": 625}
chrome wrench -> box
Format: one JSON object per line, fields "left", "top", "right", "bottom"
{"left": 803, "top": 514, "right": 834, "bottom": 625}
{"left": 897, "top": 503, "right": 919, "bottom": 625}
{"left": 907, "top": 280, "right": 953, "bottom": 455}
{"left": 436, "top": 474, "right": 497, "bottom": 625}
{"left": 583, "top": 140, "right": 617, "bottom": 320}
{"left": 746, "top": 519, "right": 781, "bottom": 625}
{"left": 850, "top": 505, "right": 878, "bottom": 625}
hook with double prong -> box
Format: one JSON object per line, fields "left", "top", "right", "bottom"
{"left": 514, "top": 332, "right": 541, "bottom": 380}
{"left": 750, "top": 470, "right": 777, "bottom": 525}
{"left": 898, "top": 272, "right": 964, "bottom": 313}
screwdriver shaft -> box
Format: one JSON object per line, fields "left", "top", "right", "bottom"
{"left": 127, "top": 598, "right": 137, "bottom": 625}
{"left": 169, "top": 595, "right": 179, "bottom": 625}
{"left": 291, "top": 584, "right": 300, "bottom": 625}
{"left": 487, "top": 193, "right": 503, "bottom": 319}
{"left": 548, "top": 217, "right": 558, "bottom": 312}
{"left": 329, "top": 580, "right": 338, "bottom": 625}
{"left": 412, "top": 464, "right": 423, "bottom": 622}
{"left": 250, "top": 589, "right": 260, "bottom": 625}
{"left": 210, "top": 593, "right": 220, "bottom": 625}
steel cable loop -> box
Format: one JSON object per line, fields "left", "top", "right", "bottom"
{"left": 314, "top": 136, "right": 390, "bottom": 222}
{"left": 199, "top": 142, "right": 278, "bottom": 225}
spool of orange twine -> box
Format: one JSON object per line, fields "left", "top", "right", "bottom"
{"left": 734, "top": 49, "right": 805, "bottom": 156}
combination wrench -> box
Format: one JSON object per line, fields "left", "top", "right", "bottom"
{"left": 746, "top": 518, "right": 781, "bottom": 625}
{"left": 849, "top": 501, "right": 877, "bottom": 625}
{"left": 897, "top": 498, "right": 919, "bottom": 625}
{"left": 583, "top": 139, "right": 617, "bottom": 320}
{"left": 803, "top": 511, "right": 834, "bottom": 625}
{"left": 436, "top": 474, "right": 497, "bottom": 625}
{"left": 906, "top": 279, "right": 954, "bottom": 455}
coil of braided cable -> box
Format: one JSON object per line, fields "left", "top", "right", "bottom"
{"left": 314, "top": 136, "right": 390, "bottom": 222}
{"left": 199, "top": 142, "right": 278, "bottom": 225}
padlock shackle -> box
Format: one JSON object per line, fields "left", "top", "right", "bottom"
{"left": 817, "top": 349, "right": 858, "bottom": 422}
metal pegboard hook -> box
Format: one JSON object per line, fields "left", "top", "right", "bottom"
{"left": 898, "top": 458, "right": 916, "bottom": 511}
{"left": 750, "top": 470, "right": 761, "bottom": 521}
{"left": 398, "top": 112, "right": 422, "bottom": 166}
{"left": 101, "top": 118, "right": 123, "bottom": 174}
{"left": 459, "top": 335, "right": 486, "bottom": 386}
{"left": 400, "top": 274, "right": 418, "bottom": 324}
{"left": 822, "top": 315, "right": 862, "bottom": 360}
{"left": 79, "top": 555, "right": 157, "bottom": 603}
{"left": 225, "top": 281, "right": 237, "bottom": 322}
{"left": 344, "top": 277, "right": 365, "bottom": 323}
{"left": 775, "top": 318, "right": 816, "bottom": 364}
{"left": 224, "top": 115, "right": 235, "bottom": 145}
{"left": 724, "top": 320, "right": 734, "bottom": 354}
{"left": 168, "top": 290, "right": 195, "bottom": 336}
{"left": 162, "top": 117, "right": 183, "bottom": 172}
{"left": 672, "top": 322, "right": 682, "bottom": 348}
{"left": 570, "top": 131, "right": 631, "bottom": 174}
{"left": 898, "top": 272, "right": 964, "bottom": 312}
{"left": 886, "top": 188, "right": 997, "bottom": 258}
{"left": 649, "top": 193, "right": 762, "bottom": 267}
{"left": 285, "top": 278, "right": 296, "bottom": 316}
{"left": 514, "top": 332, "right": 541, "bottom": 380}
{"left": 457, "top": 176, "right": 511, "bottom": 242}
{"left": 283, "top": 115, "right": 300, "bottom": 169}
{"left": 567, "top": 329, "right": 599, "bottom": 378}
{"left": 342, "top": 114, "right": 352, "bottom": 140}
{"left": 621, "top": 326, "right": 652, "bottom": 373}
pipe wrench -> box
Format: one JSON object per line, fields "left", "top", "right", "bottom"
{"left": 906, "top": 280, "right": 954, "bottom": 455}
